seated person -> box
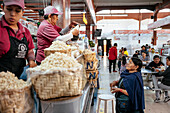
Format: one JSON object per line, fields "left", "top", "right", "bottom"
{"left": 153, "top": 56, "right": 170, "bottom": 103}
{"left": 140, "top": 45, "right": 149, "bottom": 56}
{"left": 145, "top": 55, "right": 164, "bottom": 71}
{"left": 140, "top": 52, "right": 150, "bottom": 62}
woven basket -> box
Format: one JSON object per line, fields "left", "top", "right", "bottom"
{"left": 0, "top": 85, "right": 31, "bottom": 113}
{"left": 84, "top": 52, "right": 96, "bottom": 61}
{"left": 85, "top": 59, "right": 98, "bottom": 71}
{"left": 44, "top": 49, "right": 71, "bottom": 57}
{"left": 87, "top": 70, "right": 98, "bottom": 88}
{"left": 86, "top": 70, "right": 98, "bottom": 80}
{"left": 30, "top": 71, "right": 83, "bottom": 100}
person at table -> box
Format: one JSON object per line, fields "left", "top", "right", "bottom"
{"left": 0, "top": 0, "right": 37, "bottom": 78}
{"left": 153, "top": 56, "right": 170, "bottom": 103}
{"left": 110, "top": 58, "right": 145, "bottom": 113}
{"left": 140, "top": 45, "right": 149, "bottom": 56}
{"left": 36, "top": 6, "right": 79, "bottom": 65}
{"left": 140, "top": 52, "right": 150, "bottom": 63}
{"left": 145, "top": 55, "right": 164, "bottom": 71}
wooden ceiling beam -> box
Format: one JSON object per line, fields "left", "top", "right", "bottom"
{"left": 23, "top": 14, "right": 39, "bottom": 16}
{"left": 70, "top": 2, "right": 85, "bottom": 5}
{"left": 92, "top": 12, "right": 170, "bottom": 21}
{"left": 154, "top": 0, "right": 170, "bottom": 16}
{"left": 25, "top": 3, "right": 44, "bottom": 6}
{"left": 25, "top": 7, "right": 44, "bottom": 10}
{"left": 96, "top": 5, "right": 156, "bottom": 12}
{"left": 24, "top": 11, "right": 38, "bottom": 13}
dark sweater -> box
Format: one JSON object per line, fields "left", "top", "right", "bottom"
{"left": 145, "top": 61, "right": 164, "bottom": 71}
{"left": 159, "top": 66, "right": 170, "bottom": 86}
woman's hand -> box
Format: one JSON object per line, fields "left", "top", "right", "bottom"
{"left": 69, "top": 21, "right": 80, "bottom": 28}
{"left": 111, "top": 87, "right": 121, "bottom": 93}
{"left": 72, "top": 29, "right": 79, "bottom": 36}
{"left": 110, "top": 81, "right": 118, "bottom": 88}
{"left": 29, "top": 60, "right": 37, "bottom": 68}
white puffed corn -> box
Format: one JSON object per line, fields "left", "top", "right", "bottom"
{"left": 46, "top": 40, "right": 70, "bottom": 50}
{"left": 32, "top": 52, "right": 82, "bottom": 71}
{"left": 0, "top": 71, "right": 29, "bottom": 91}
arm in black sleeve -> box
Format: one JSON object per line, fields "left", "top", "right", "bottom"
{"left": 145, "top": 62, "right": 153, "bottom": 70}
{"left": 158, "top": 67, "right": 170, "bottom": 77}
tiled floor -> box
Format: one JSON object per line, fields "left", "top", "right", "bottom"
{"left": 90, "top": 56, "right": 170, "bottom": 113}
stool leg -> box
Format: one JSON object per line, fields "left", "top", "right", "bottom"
{"left": 97, "top": 99, "right": 101, "bottom": 113}
{"left": 104, "top": 100, "right": 107, "bottom": 113}
{"left": 112, "top": 100, "right": 114, "bottom": 113}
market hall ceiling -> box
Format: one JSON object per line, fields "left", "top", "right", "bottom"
{"left": 0, "top": 0, "right": 169, "bottom": 23}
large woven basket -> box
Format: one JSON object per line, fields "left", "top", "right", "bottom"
{"left": 86, "top": 70, "right": 98, "bottom": 88}
{"left": 0, "top": 85, "right": 31, "bottom": 113}
{"left": 44, "top": 48, "right": 71, "bottom": 57}
{"left": 84, "top": 52, "right": 96, "bottom": 61}
{"left": 86, "top": 70, "right": 98, "bottom": 80}
{"left": 85, "top": 59, "right": 98, "bottom": 71}
{"left": 30, "top": 70, "right": 83, "bottom": 100}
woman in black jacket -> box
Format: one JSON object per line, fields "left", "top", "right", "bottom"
{"left": 154, "top": 56, "right": 170, "bottom": 103}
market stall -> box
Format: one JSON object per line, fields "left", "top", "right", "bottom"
{"left": 0, "top": 39, "right": 99, "bottom": 113}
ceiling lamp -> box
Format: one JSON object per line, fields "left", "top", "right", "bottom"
{"left": 83, "top": 13, "right": 87, "bottom": 25}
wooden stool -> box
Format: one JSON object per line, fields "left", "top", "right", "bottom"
{"left": 97, "top": 94, "right": 114, "bottom": 113}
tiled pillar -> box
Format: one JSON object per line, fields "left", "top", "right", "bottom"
{"left": 52, "top": 0, "right": 70, "bottom": 28}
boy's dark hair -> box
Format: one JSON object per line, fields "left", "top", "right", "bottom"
{"left": 114, "top": 43, "right": 117, "bottom": 47}
{"left": 122, "top": 56, "right": 126, "bottom": 65}
{"left": 124, "top": 48, "right": 127, "bottom": 51}
{"left": 167, "top": 56, "right": 170, "bottom": 61}
{"left": 131, "top": 58, "right": 143, "bottom": 72}
{"left": 153, "top": 55, "right": 160, "bottom": 59}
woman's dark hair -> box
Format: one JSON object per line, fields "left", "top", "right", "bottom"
{"left": 131, "top": 58, "right": 143, "bottom": 72}
{"left": 167, "top": 56, "right": 170, "bottom": 60}
{"left": 44, "top": 15, "right": 48, "bottom": 19}
{"left": 122, "top": 56, "right": 126, "bottom": 65}
{"left": 132, "top": 54, "right": 138, "bottom": 58}
{"left": 124, "top": 48, "right": 127, "bottom": 51}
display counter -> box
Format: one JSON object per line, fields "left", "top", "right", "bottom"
{"left": 40, "top": 83, "right": 94, "bottom": 113}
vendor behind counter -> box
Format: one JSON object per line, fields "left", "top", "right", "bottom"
{"left": 36, "top": 6, "right": 80, "bottom": 65}
{"left": 0, "top": 0, "right": 37, "bottom": 78}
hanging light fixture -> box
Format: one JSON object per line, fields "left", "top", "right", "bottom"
{"left": 83, "top": 13, "right": 88, "bottom": 25}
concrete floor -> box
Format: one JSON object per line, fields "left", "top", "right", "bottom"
{"left": 90, "top": 56, "right": 170, "bottom": 113}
